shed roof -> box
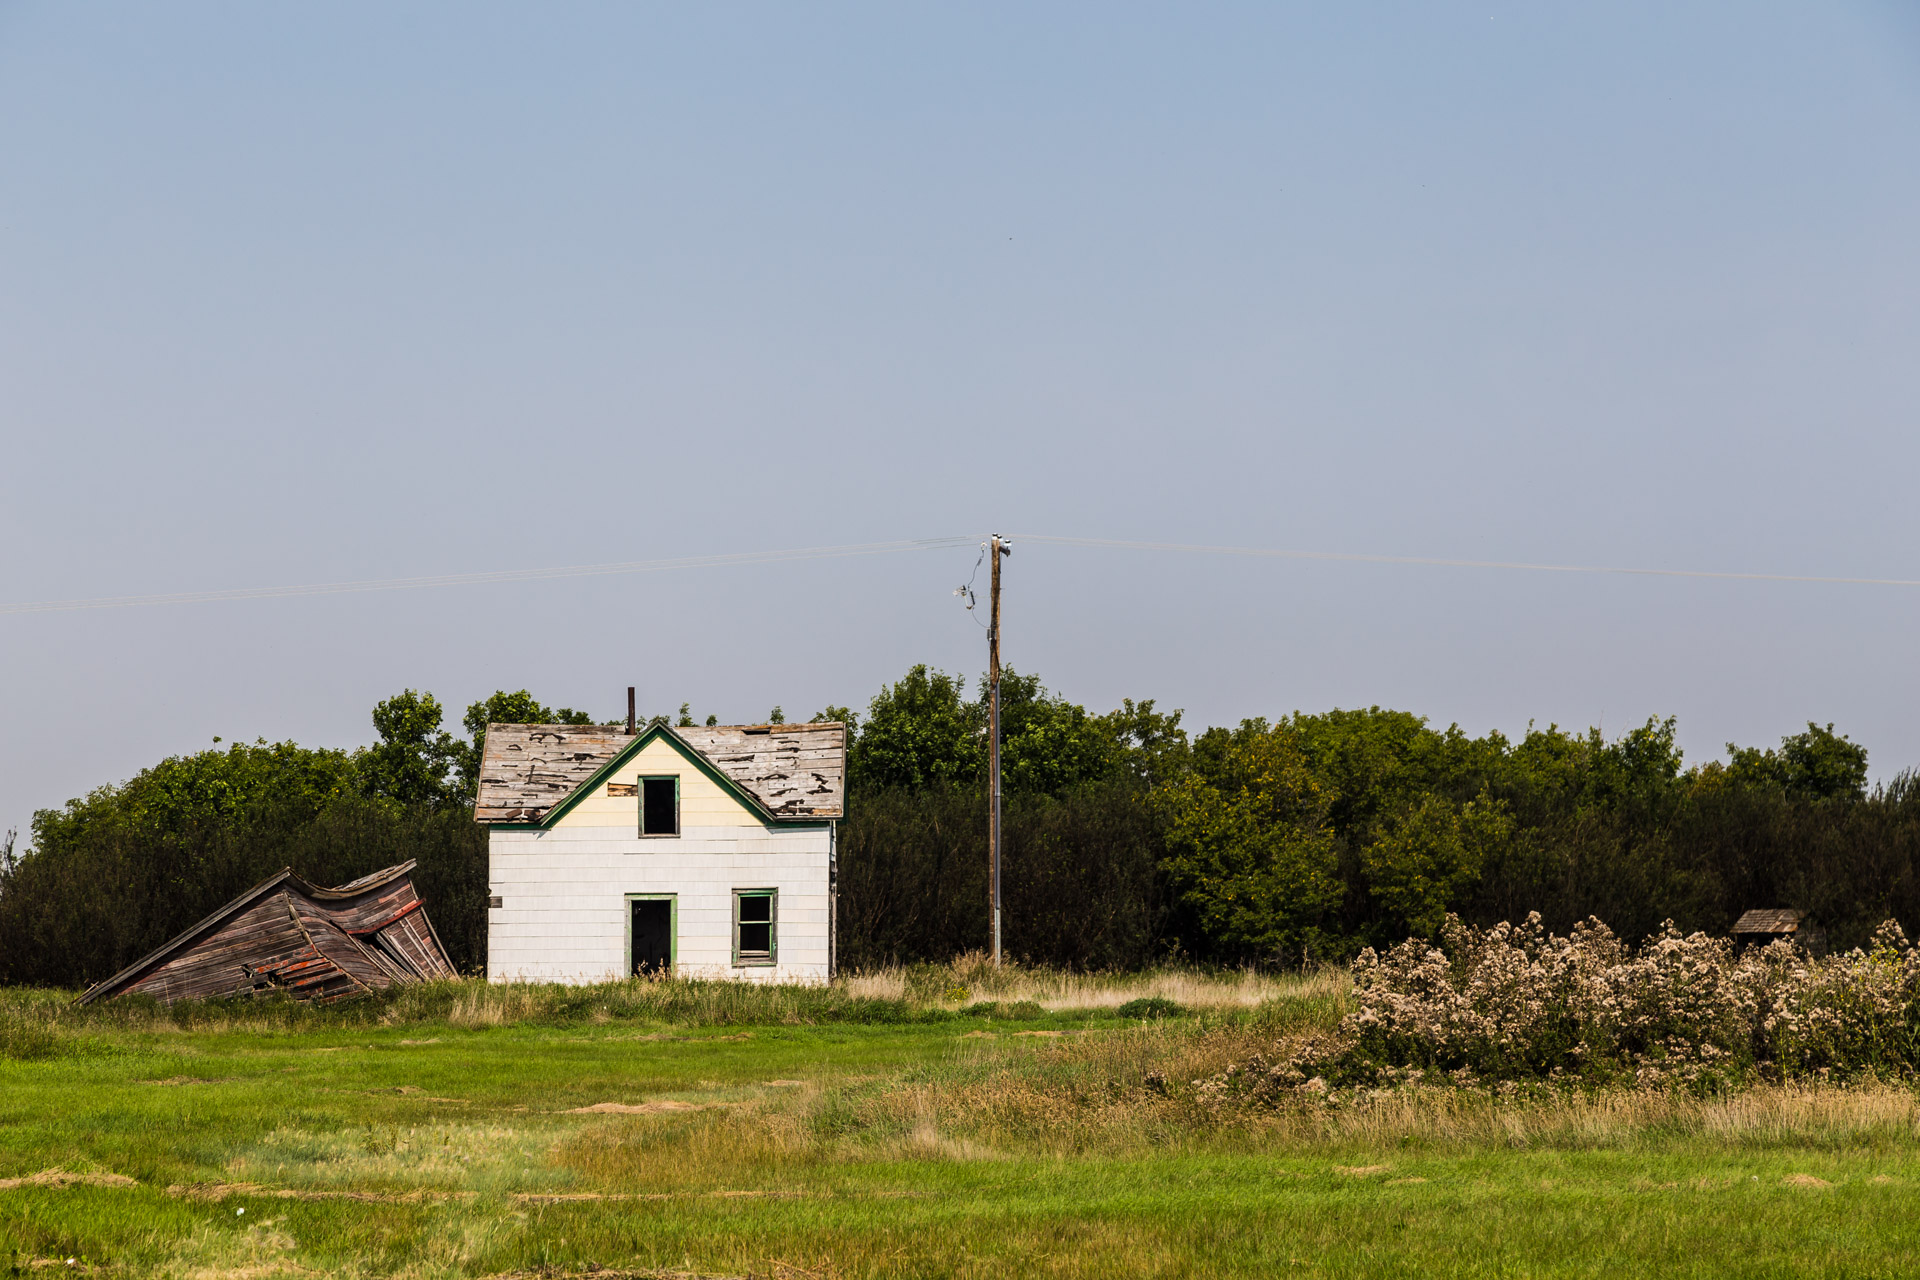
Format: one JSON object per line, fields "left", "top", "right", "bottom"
{"left": 473, "top": 720, "right": 846, "bottom": 824}
{"left": 76, "top": 862, "right": 454, "bottom": 1006}
{"left": 1732, "top": 908, "right": 1808, "bottom": 935}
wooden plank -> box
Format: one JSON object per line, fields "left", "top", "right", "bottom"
{"left": 102, "top": 865, "right": 454, "bottom": 1006}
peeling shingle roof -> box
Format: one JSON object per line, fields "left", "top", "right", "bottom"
{"left": 473, "top": 721, "right": 846, "bottom": 824}
{"left": 673, "top": 723, "right": 847, "bottom": 818}
{"left": 1732, "top": 908, "right": 1807, "bottom": 935}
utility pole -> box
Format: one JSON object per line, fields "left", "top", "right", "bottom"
{"left": 988, "top": 534, "right": 1011, "bottom": 966}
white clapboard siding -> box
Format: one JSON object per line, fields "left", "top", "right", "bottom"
{"left": 487, "top": 823, "right": 831, "bottom": 984}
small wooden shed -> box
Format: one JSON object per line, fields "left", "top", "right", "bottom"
{"left": 77, "top": 861, "right": 456, "bottom": 1005}
{"left": 1731, "top": 908, "right": 1827, "bottom": 958}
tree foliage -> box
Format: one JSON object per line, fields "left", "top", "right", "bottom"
{"left": 453, "top": 690, "right": 599, "bottom": 798}
{"left": 361, "top": 690, "right": 462, "bottom": 808}
{"left": 1360, "top": 792, "right": 1511, "bottom": 938}
{"left": 1159, "top": 721, "right": 1341, "bottom": 962}
{"left": 852, "top": 665, "right": 979, "bottom": 790}
{"left": 849, "top": 663, "right": 1175, "bottom": 795}
{"left": 0, "top": 689, "right": 584, "bottom": 987}
{"left": 2, "top": 666, "right": 1917, "bottom": 987}
{"left": 1709, "top": 722, "right": 1870, "bottom": 801}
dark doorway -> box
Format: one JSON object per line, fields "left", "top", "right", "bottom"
{"left": 631, "top": 898, "right": 673, "bottom": 976}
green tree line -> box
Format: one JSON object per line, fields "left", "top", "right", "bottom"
{"left": 2, "top": 669, "right": 1915, "bottom": 986}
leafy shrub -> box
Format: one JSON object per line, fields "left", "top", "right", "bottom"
{"left": 1116, "top": 996, "right": 1185, "bottom": 1020}
{"left": 963, "top": 999, "right": 1045, "bottom": 1020}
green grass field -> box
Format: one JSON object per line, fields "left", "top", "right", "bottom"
{"left": 4, "top": 969, "right": 1920, "bottom": 1278}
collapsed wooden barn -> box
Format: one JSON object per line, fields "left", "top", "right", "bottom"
{"left": 76, "top": 861, "right": 456, "bottom": 1005}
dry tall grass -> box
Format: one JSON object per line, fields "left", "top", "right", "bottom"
{"left": 865, "top": 1030, "right": 1920, "bottom": 1156}
{"left": 551, "top": 1018, "right": 1920, "bottom": 1190}
{"left": 0, "top": 959, "right": 1348, "bottom": 1043}
{"left": 844, "top": 951, "right": 1347, "bottom": 1011}
{"left": 1234, "top": 1079, "right": 1920, "bottom": 1152}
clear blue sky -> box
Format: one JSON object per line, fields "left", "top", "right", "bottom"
{"left": 4, "top": 2, "right": 1919, "bottom": 838}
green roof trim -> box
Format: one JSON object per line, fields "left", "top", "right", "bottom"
{"left": 531, "top": 721, "right": 780, "bottom": 829}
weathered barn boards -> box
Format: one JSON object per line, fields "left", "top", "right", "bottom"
{"left": 1732, "top": 908, "right": 1828, "bottom": 957}
{"left": 76, "top": 862, "right": 456, "bottom": 1005}
{"left": 475, "top": 719, "right": 844, "bottom": 984}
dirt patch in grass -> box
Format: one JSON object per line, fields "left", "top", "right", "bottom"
{"left": 511, "top": 1190, "right": 813, "bottom": 1205}
{"left": 167, "top": 1181, "right": 478, "bottom": 1204}
{"left": 0, "top": 1168, "right": 138, "bottom": 1190}
{"left": 331, "top": 1084, "right": 470, "bottom": 1102}
{"left": 145, "top": 1075, "right": 240, "bottom": 1086}
{"left": 566, "top": 1100, "right": 717, "bottom": 1115}
{"left": 484, "top": 1271, "right": 741, "bottom": 1280}
{"left": 3, "top": 1170, "right": 484, "bottom": 1205}
{"left": 166, "top": 1181, "right": 822, "bottom": 1207}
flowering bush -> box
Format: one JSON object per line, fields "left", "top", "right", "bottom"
{"left": 1208, "top": 914, "right": 1920, "bottom": 1103}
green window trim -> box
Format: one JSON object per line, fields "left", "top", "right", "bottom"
{"left": 625, "top": 893, "right": 678, "bottom": 975}
{"left": 638, "top": 775, "right": 680, "bottom": 838}
{"left": 732, "top": 889, "right": 778, "bottom": 968}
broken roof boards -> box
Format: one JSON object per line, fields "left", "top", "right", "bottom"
{"left": 1732, "top": 908, "right": 1809, "bottom": 935}
{"left": 473, "top": 720, "right": 846, "bottom": 825}
{"left": 475, "top": 721, "right": 845, "bottom": 984}
{"left": 1731, "top": 907, "right": 1828, "bottom": 957}
{"left": 77, "top": 862, "right": 456, "bottom": 1006}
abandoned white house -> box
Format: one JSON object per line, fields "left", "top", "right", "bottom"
{"left": 473, "top": 719, "right": 845, "bottom": 983}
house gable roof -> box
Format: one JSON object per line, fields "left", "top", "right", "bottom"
{"left": 473, "top": 720, "right": 845, "bottom": 825}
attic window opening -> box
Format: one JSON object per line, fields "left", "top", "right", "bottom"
{"left": 640, "top": 776, "right": 680, "bottom": 837}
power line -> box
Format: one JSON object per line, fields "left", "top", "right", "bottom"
{"left": 5, "top": 530, "right": 1916, "bottom": 618}
{"left": 953, "top": 541, "right": 989, "bottom": 627}
{"left": 0, "top": 538, "right": 976, "bottom": 617}
{"left": 1008, "top": 534, "right": 1920, "bottom": 590}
